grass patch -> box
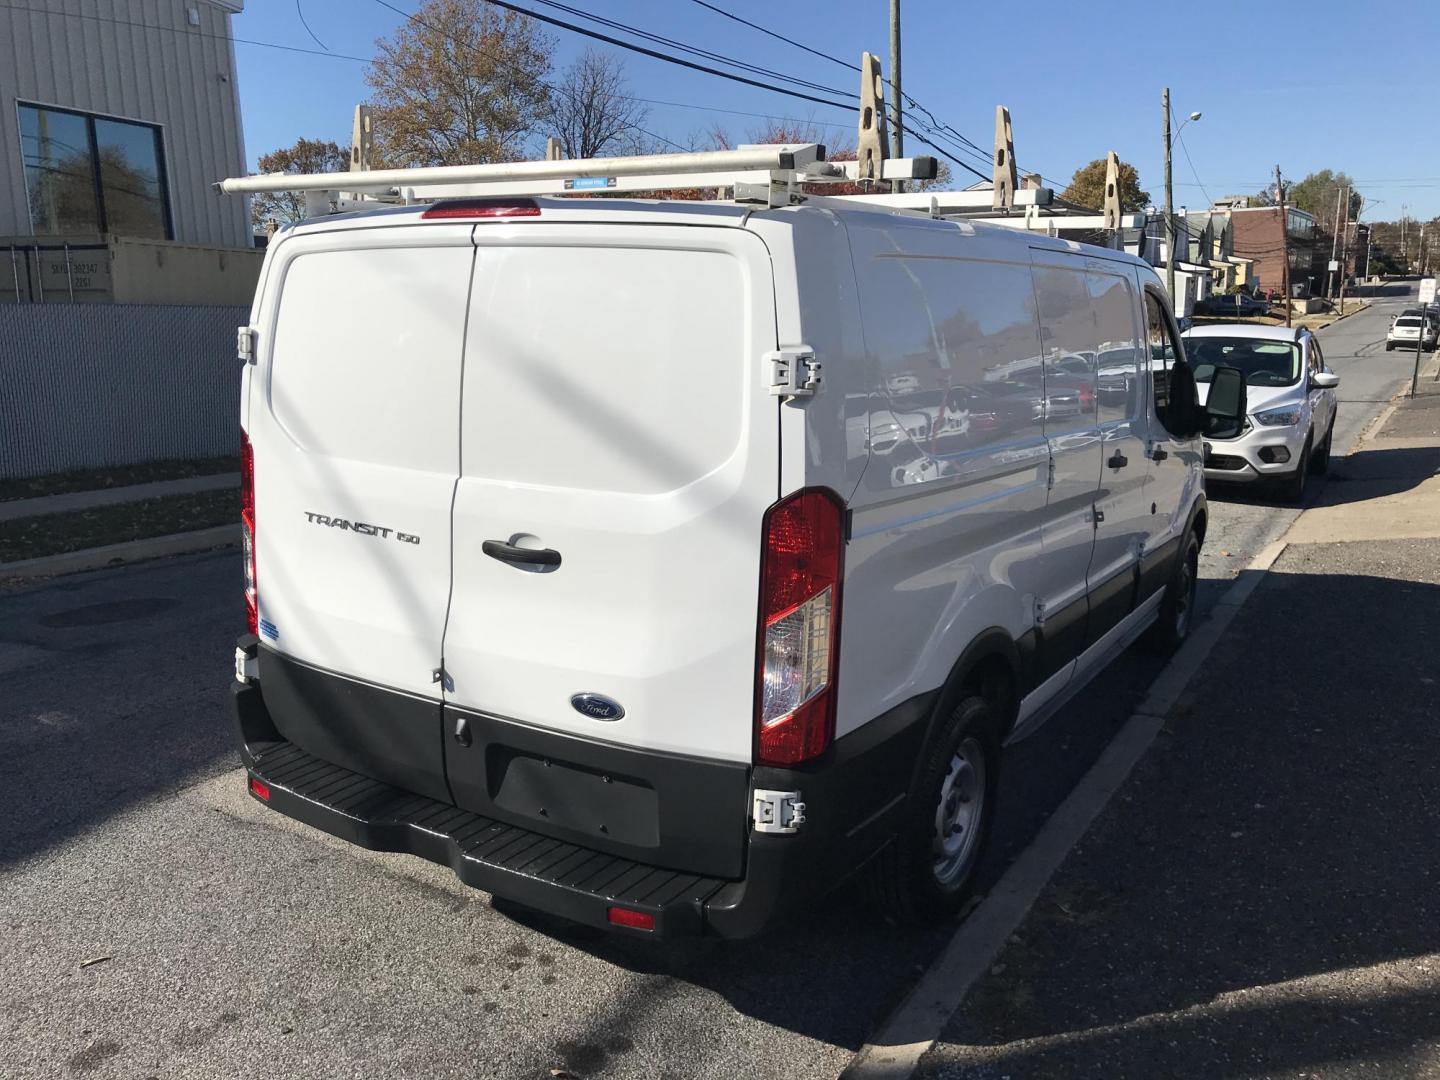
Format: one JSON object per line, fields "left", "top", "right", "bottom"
{"left": 0, "top": 456, "right": 240, "bottom": 503}
{"left": 0, "top": 489, "right": 237, "bottom": 563}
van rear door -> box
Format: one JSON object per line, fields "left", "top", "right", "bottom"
{"left": 439, "top": 224, "right": 779, "bottom": 838}
{"left": 250, "top": 226, "right": 474, "bottom": 801}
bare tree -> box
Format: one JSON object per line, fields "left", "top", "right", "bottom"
{"left": 544, "top": 48, "right": 649, "bottom": 159}
{"left": 365, "top": 0, "right": 553, "bottom": 167}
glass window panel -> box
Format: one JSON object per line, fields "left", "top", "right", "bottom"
{"left": 94, "top": 118, "right": 168, "bottom": 239}
{"left": 19, "top": 106, "right": 100, "bottom": 235}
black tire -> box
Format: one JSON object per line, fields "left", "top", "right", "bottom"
{"left": 1386, "top": 343, "right": 1394, "bottom": 351}
{"left": 1313, "top": 424, "right": 1333, "bottom": 475}
{"left": 1280, "top": 433, "right": 1312, "bottom": 503}
{"left": 867, "top": 695, "right": 1000, "bottom": 924}
{"left": 1146, "top": 530, "right": 1199, "bottom": 654}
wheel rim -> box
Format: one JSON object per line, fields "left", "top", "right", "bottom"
{"left": 932, "top": 737, "right": 987, "bottom": 886}
{"left": 1174, "top": 549, "right": 1196, "bottom": 638}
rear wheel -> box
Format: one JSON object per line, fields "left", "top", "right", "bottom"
{"left": 1147, "top": 531, "right": 1199, "bottom": 654}
{"left": 868, "top": 695, "right": 999, "bottom": 923}
{"left": 1280, "top": 433, "right": 1312, "bottom": 503}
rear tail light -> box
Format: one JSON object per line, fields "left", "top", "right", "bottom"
{"left": 241, "top": 429, "right": 257, "bottom": 636}
{"left": 755, "top": 489, "right": 845, "bottom": 767}
{"left": 421, "top": 198, "right": 541, "bottom": 219}
{"left": 248, "top": 776, "right": 270, "bottom": 802}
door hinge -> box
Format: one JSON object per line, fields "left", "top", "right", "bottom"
{"left": 237, "top": 325, "right": 257, "bottom": 365}
{"left": 1046, "top": 456, "right": 1056, "bottom": 490}
{"left": 765, "top": 347, "right": 822, "bottom": 397}
{"left": 1093, "top": 507, "right": 1105, "bottom": 525}
{"left": 753, "top": 789, "right": 806, "bottom": 834}
{"left": 432, "top": 665, "right": 453, "bottom": 692}
{"left": 1033, "top": 597, "right": 1047, "bottom": 627}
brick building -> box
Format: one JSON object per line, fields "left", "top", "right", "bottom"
{"left": 1226, "top": 203, "right": 1323, "bottom": 298}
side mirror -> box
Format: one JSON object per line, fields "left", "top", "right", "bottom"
{"left": 1204, "top": 365, "right": 1248, "bottom": 440}
{"left": 1312, "top": 371, "right": 1341, "bottom": 389}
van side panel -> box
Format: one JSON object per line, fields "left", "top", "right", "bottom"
{"left": 837, "top": 217, "right": 1049, "bottom": 740}
{"left": 747, "top": 210, "right": 872, "bottom": 501}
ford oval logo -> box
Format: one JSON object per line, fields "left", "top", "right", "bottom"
{"left": 570, "top": 692, "right": 625, "bottom": 721}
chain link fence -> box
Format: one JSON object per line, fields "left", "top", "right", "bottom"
{"left": 0, "top": 303, "right": 245, "bottom": 479}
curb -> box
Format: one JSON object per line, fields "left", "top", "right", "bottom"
{"left": 0, "top": 525, "right": 238, "bottom": 583}
{"left": 0, "top": 473, "right": 239, "bottom": 524}
{"left": 841, "top": 540, "right": 1296, "bottom": 1080}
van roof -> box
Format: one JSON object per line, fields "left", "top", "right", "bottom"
{"left": 1182, "top": 323, "right": 1306, "bottom": 343}
{"left": 275, "top": 195, "right": 1155, "bottom": 271}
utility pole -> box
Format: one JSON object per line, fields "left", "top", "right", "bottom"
{"left": 1327, "top": 186, "right": 1344, "bottom": 299}
{"left": 889, "top": 0, "right": 904, "bottom": 194}
{"left": 1276, "top": 164, "right": 1292, "bottom": 328}
{"left": 1337, "top": 187, "right": 1351, "bottom": 314}
{"left": 1164, "top": 87, "right": 1175, "bottom": 307}
{"left": 1365, "top": 226, "right": 1373, "bottom": 281}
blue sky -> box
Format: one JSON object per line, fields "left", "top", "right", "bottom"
{"left": 235, "top": 0, "right": 1440, "bottom": 222}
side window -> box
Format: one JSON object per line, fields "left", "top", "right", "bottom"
{"left": 1309, "top": 338, "right": 1323, "bottom": 374}
{"left": 1089, "top": 270, "right": 1142, "bottom": 427}
{"left": 1031, "top": 264, "right": 1098, "bottom": 436}
{"left": 865, "top": 256, "right": 1044, "bottom": 478}
{"left": 1144, "top": 290, "right": 1189, "bottom": 437}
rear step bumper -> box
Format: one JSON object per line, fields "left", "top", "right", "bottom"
{"left": 241, "top": 736, "right": 721, "bottom": 936}
{"left": 232, "top": 642, "right": 935, "bottom": 939}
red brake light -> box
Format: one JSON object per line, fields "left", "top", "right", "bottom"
{"left": 755, "top": 489, "right": 845, "bottom": 767}
{"left": 607, "top": 907, "right": 655, "bottom": 931}
{"left": 241, "top": 429, "right": 257, "bottom": 636}
{"left": 421, "top": 199, "right": 541, "bottom": 219}
{"left": 248, "top": 776, "right": 270, "bottom": 802}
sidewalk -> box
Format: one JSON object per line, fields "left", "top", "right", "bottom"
{"left": 919, "top": 386, "right": 1440, "bottom": 1078}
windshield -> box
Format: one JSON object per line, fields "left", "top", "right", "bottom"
{"left": 1184, "top": 337, "right": 1301, "bottom": 386}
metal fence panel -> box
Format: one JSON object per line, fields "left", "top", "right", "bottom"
{"left": 0, "top": 303, "right": 244, "bottom": 479}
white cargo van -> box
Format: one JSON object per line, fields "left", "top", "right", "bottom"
{"left": 228, "top": 148, "right": 1245, "bottom": 937}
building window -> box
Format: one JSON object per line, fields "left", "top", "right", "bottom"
{"left": 19, "top": 103, "right": 171, "bottom": 240}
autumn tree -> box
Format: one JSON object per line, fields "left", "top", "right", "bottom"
{"left": 1061, "top": 157, "right": 1149, "bottom": 212}
{"left": 544, "top": 48, "right": 648, "bottom": 159}
{"left": 249, "top": 138, "right": 347, "bottom": 228}
{"left": 365, "top": 0, "right": 553, "bottom": 167}
{"left": 1288, "top": 170, "right": 1362, "bottom": 222}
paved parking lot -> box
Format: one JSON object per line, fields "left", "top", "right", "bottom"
{"left": 0, "top": 289, "right": 1422, "bottom": 1079}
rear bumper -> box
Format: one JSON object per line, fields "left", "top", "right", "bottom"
{"left": 232, "top": 639, "right": 932, "bottom": 939}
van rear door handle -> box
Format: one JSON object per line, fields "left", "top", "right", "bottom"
{"left": 482, "top": 540, "right": 562, "bottom": 568}
{"left": 1107, "top": 450, "right": 1129, "bottom": 469}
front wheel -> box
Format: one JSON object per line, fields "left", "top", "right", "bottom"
{"left": 1280, "top": 433, "right": 1312, "bottom": 503}
{"left": 1313, "top": 424, "right": 1333, "bottom": 475}
{"left": 867, "top": 695, "right": 1000, "bottom": 924}
{"left": 1146, "top": 531, "right": 1199, "bottom": 654}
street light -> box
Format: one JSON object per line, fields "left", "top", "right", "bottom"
{"left": 1163, "top": 91, "right": 1202, "bottom": 308}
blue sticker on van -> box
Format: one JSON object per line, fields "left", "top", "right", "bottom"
{"left": 568, "top": 176, "right": 612, "bottom": 191}
{"left": 259, "top": 618, "right": 279, "bottom": 641}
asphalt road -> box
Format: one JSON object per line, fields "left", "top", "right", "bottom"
{"left": 0, "top": 289, "right": 1420, "bottom": 1080}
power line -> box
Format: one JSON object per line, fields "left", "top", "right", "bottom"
{"left": 689, "top": 0, "right": 857, "bottom": 73}
{"left": 295, "top": 0, "right": 329, "bottom": 52}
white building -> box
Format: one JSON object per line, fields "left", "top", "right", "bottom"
{"left": 1, "top": 0, "right": 256, "bottom": 302}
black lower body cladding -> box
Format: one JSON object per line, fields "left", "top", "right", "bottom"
{"left": 232, "top": 637, "right": 934, "bottom": 938}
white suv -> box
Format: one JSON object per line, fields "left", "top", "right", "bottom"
{"left": 228, "top": 168, "right": 1245, "bottom": 938}
{"left": 1387, "top": 313, "right": 1438, "bottom": 351}
{"left": 1182, "top": 324, "right": 1340, "bottom": 501}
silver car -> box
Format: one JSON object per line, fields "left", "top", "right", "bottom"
{"left": 1181, "top": 324, "right": 1340, "bottom": 502}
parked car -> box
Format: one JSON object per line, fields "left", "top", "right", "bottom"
{"left": 230, "top": 189, "right": 1244, "bottom": 938}
{"left": 1196, "top": 293, "right": 1270, "bottom": 318}
{"left": 1182, "top": 324, "right": 1340, "bottom": 502}
{"left": 1387, "top": 315, "right": 1438, "bottom": 351}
